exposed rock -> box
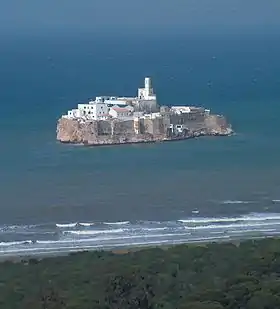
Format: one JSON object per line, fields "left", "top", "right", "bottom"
{"left": 56, "top": 113, "right": 233, "bottom": 146}
{"left": 56, "top": 118, "right": 98, "bottom": 144}
{"left": 204, "top": 114, "right": 233, "bottom": 136}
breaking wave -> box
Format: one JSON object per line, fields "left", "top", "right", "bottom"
{"left": 64, "top": 228, "right": 125, "bottom": 236}
{"left": 178, "top": 213, "right": 280, "bottom": 224}
{"left": 221, "top": 200, "right": 253, "bottom": 204}
{"left": 79, "top": 223, "right": 95, "bottom": 227}
{"left": 56, "top": 223, "right": 77, "bottom": 228}
{"left": 0, "top": 240, "right": 33, "bottom": 247}
{"left": 103, "top": 221, "right": 130, "bottom": 225}
{"left": 1, "top": 213, "right": 280, "bottom": 257}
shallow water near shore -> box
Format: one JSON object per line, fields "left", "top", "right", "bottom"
{"left": 0, "top": 34, "right": 280, "bottom": 256}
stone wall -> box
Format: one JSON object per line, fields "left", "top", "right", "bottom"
{"left": 57, "top": 111, "right": 233, "bottom": 145}
{"left": 95, "top": 119, "right": 135, "bottom": 136}
{"left": 97, "top": 120, "right": 111, "bottom": 135}
{"left": 170, "top": 112, "right": 205, "bottom": 127}
{"left": 113, "top": 119, "right": 134, "bottom": 135}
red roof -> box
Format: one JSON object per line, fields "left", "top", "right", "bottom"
{"left": 111, "top": 107, "right": 131, "bottom": 112}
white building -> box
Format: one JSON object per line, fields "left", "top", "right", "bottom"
{"left": 96, "top": 96, "right": 129, "bottom": 106}
{"left": 137, "top": 77, "right": 156, "bottom": 100}
{"left": 171, "top": 106, "right": 192, "bottom": 114}
{"left": 171, "top": 106, "right": 209, "bottom": 115}
{"left": 66, "top": 108, "right": 83, "bottom": 119}
{"left": 62, "top": 77, "right": 157, "bottom": 121}
{"left": 142, "top": 112, "right": 162, "bottom": 119}
{"left": 109, "top": 105, "right": 133, "bottom": 118}
{"left": 77, "top": 102, "right": 109, "bottom": 119}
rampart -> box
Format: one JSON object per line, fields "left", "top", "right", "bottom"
{"left": 57, "top": 110, "right": 233, "bottom": 146}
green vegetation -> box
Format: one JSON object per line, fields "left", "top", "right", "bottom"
{"left": 2, "top": 239, "right": 280, "bottom": 308}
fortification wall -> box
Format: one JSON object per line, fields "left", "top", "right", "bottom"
{"left": 113, "top": 120, "right": 134, "bottom": 135}
{"left": 57, "top": 111, "right": 233, "bottom": 145}
{"left": 95, "top": 119, "right": 135, "bottom": 136}
{"left": 170, "top": 112, "right": 205, "bottom": 125}
{"left": 97, "top": 120, "right": 111, "bottom": 135}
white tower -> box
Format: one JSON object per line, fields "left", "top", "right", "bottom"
{"left": 138, "top": 77, "right": 156, "bottom": 100}
{"left": 145, "top": 77, "right": 152, "bottom": 96}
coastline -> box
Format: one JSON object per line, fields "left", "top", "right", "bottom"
{"left": 0, "top": 233, "right": 270, "bottom": 262}
{"left": 56, "top": 116, "right": 234, "bottom": 146}
{"left": 58, "top": 130, "right": 233, "bottom": 147}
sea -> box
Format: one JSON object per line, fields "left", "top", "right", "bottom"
{"left": 0, "top": 32, "right": 280, "bottom": 257}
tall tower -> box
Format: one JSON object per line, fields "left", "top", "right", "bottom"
{"left": 144, "top": 77, "right": 152, "bottom": 96}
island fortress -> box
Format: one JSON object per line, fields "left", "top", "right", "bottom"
{"left": 57, "top": 77, "right": 233, "bottom": 145}
{"left": 63, "top": 77, "right": 158, "bottom": 121}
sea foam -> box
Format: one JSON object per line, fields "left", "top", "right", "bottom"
{"left": 56, "top": 223, "right": 77, "bottom": 228}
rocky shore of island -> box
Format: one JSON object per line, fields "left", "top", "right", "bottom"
{"left": 56, "top": 113, "right": 233, "bottom": 146}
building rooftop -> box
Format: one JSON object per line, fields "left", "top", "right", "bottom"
{"left": 111, "top": 106, "right": 132, "bottom": 112}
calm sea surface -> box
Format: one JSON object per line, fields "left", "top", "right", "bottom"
{"left": 0, "top": 34, "right": 280, "bottom": 255}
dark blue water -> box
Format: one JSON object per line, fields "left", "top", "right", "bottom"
{"left": 0, "top": 34, "right": 280, "bottom": 255}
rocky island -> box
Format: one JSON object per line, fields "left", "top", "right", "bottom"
{"left": 57, "top": 77, "right": 233, "bottom": 146}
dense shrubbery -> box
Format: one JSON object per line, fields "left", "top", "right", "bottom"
{"left": 2, "top": 239, "right": 280, "bottom": 308}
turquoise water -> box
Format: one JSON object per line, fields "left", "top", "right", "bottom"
{"left": 0, "top": 34, "right": 280, "bottom": 255}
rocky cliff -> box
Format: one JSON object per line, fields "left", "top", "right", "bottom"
{"left": 203, "top": 114, "right": 233, "bottom": 136}
{"left": 56, "top": 118, "right": 162, "bottom": 145}
{"left": 56, "top": 113, "right": 233, "bottom": 146}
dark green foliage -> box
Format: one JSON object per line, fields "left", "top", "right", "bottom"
{"left": 2, "top": 239, "right": 280, "bottom": 308}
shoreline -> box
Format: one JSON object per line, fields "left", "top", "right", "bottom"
{"left": 0, "top": 234, "right": 271, "bottom": 262}
{"left": 58, "top": 130, "right": 233, "bottom": 147}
